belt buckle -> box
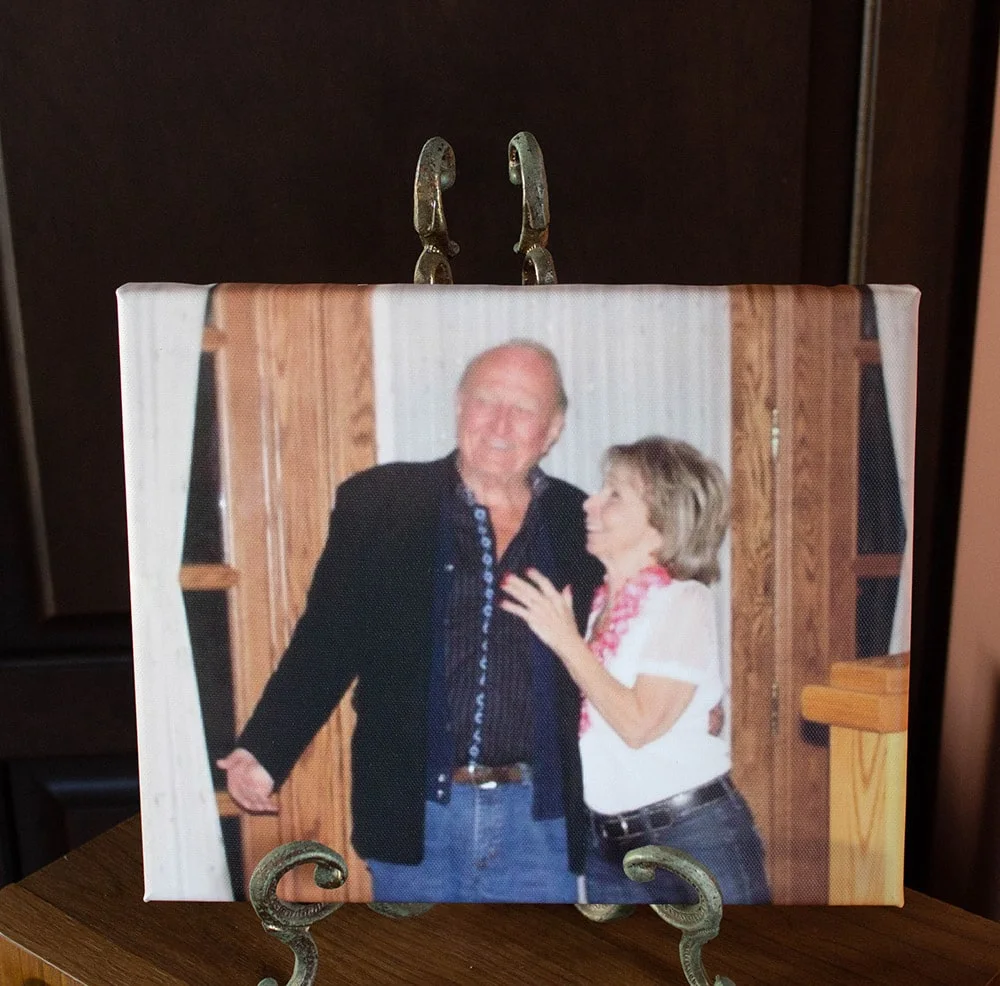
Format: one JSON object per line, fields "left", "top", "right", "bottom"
{"left": 470, "top": 765, "right": 498, "bottom": 789}
{"left": 602, "top": 815, "right": 628, "bottom": 839}
{"left": 649, "top": 804, "right": 675, "bottom": 829}
{"left": 671, "top": 791, "right": 695, "bottom": 811}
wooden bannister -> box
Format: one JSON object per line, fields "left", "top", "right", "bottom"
{"left": 801, "top": 654, "right": 909, "bottom": 905}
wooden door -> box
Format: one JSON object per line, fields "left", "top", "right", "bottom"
{"left": 731, "top": 285, "right": 889, "bottom": 903}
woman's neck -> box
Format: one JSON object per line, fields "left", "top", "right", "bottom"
{"left": 602, "top": 554, "right": 663, "bottom": 599}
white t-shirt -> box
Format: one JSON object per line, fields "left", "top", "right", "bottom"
{"left": 579, "top": 578, "right": 730, "bottom": 814}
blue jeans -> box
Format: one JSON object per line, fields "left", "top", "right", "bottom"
{"left": 584, "top": 779, "right": 772, "bottom": 905}
{"left": 366, "top": 774, "right": 577, "bottom": 903}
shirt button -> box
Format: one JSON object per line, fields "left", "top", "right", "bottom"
{"left": 438, "top": 774, "right": 447, "bottom": 782}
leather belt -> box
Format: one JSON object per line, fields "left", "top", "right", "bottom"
{"left": 452, "top": 764, "right": 527, "bottom": 786}
{"left": 591, "top": 774, "right": 734, "bottom": 853}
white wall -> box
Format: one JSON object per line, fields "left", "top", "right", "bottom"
{"left": 372, "top": 283, "right": 733, "bottom": 683}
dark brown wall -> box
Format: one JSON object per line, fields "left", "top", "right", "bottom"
{"left": 0, "top": 0, "right": 836, "bottom": 619}
{"left": 0, "top": 0, "right": 995, "bottom": 901}
{"left": 865, "top": 0, "right": 1000, "bottom": 894}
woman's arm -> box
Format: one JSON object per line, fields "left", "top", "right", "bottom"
{"left": 501, "top": 570, "right": 697, "bottom": 749}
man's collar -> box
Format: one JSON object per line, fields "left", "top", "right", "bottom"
{"left": 450, "top": 451, "right": 550, "bottom": 507}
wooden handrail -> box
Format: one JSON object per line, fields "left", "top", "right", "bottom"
{"left": 802, "top": 654, "right": 909, "bottom": 732}
{"left": 801, "top": 686, "right": 907, "bottom": 732}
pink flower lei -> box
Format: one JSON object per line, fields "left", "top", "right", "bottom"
{"left": 579, "top": 564, "right": 672, "bottom": 735}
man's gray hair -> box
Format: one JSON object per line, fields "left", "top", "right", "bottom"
{"left": 457, "top": 339, "right": 568, "bottom": 412}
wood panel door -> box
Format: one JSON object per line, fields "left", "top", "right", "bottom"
{"left": 730, "top": 285, "right": 900, "bottom": 904}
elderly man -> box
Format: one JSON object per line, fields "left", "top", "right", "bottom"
{"left": 219, "top": 340, "right": 604, "bottom": 902}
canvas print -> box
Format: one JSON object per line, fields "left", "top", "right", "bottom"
{"left": 118, "top": 282, "right": 917, "bottom": 905}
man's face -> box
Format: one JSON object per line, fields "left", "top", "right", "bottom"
{"left": 456, "top": 347, "right": 565, "bottom": 487}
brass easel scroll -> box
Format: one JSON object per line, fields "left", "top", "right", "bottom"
{"left": 508, "top": 131, "right": 557, "bottom": 284}
{"left": 413, "top": 137, "right": 459, "bottom": 284}
{"left": 249, "top": 842, "right": 346, "bottom": 986}
{"left": 624, "top": 847, "right": 736, "bottom": 986}
{"left": 247, "top": 132, "right": 735, "bottom": 986}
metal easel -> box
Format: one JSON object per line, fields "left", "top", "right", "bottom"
{"left": 247, "top": 132, "right": 735, "bottom": 986}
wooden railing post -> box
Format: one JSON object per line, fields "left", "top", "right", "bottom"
{"left": 801, "top": 654, "right": 909, "bottom": 905}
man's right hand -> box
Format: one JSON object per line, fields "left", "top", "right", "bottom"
{"left": 217, "top": 748, "right": 279, "bottom": 814}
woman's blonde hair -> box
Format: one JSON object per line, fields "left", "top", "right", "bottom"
{"left": 605, "top": 436, "right": 730, "bottom": 585}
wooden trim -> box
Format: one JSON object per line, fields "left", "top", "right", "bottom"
{"left": 801, "top": 685, "right": 908, "bottom": 732}
{"left": 728, "top": 285, "right": 777, "bottom": 869}
{"left": 201, "top": 326, "right": 227, "bottom": 352}
{"left": 772, "top": 285, "right": 799, "bottom": 899}
{"left": 772, "top": 286, "right": 825, "bottom": 900}
{"left": 830, "top": 286, "right": 861, "bottom": 667}
{"left": 178, "top": 564, "right": 239, "bottom": 591}
{"left": 771, "top": 285, "right": 864, "bottom": 901}
{"left": 853, "top": 553, "right": 902, "bottom": 578}
{"left": 214, "top": 286, "right": 284, "bottom": 889}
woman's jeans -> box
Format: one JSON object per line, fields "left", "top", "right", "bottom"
{"left": 584, "top": 779, "right": 771, "bottom": 905}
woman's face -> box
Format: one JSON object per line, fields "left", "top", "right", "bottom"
{"left": 583, "top": 465, "right": 666, "bottom": 573}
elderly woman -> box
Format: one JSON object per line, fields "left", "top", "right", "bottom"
{"left": 501, "top": 436, "right": 770, "bottom": 904}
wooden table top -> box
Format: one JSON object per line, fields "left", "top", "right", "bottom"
{"left": 0, "top": 816, "right": 998, "bottom": 985}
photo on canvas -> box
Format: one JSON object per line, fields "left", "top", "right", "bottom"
{"left": 118, "top": 282, "right": 917, "bottom": 905}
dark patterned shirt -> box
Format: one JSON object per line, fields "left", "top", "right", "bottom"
{"left": 444, "top": 472, "right": 549, "bottom": 766}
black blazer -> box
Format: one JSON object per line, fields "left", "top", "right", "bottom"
{"left": 238, "top": 453, "right": 603, "bottom": 869}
